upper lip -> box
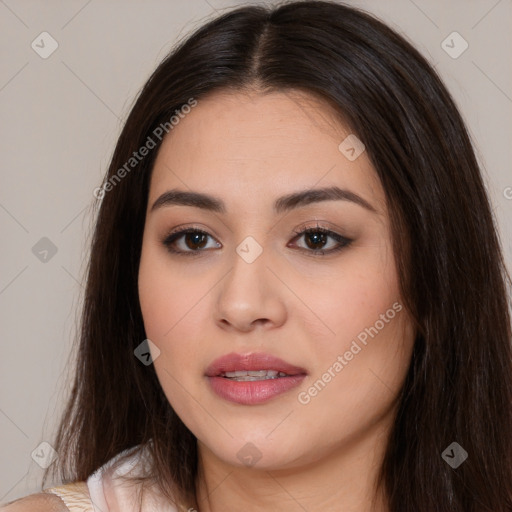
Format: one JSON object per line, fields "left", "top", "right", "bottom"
{"left": 205, "top": 352, "right": 308, "bottom": 377}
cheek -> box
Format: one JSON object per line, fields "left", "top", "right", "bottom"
{"left": 292, "top": 244, "right": 402, "bottom": 357}
{"left": 138, "top": 244, "right": 216, "bottom": 404}
{"left": 138, "top": 242, "right": 205, "bottom": 339}
{"left": 290, "top": 238, "right": 412, "bottom": 421}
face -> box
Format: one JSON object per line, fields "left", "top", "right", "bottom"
{"left": 138, "top": 89, "right": 415, "bottom": 471}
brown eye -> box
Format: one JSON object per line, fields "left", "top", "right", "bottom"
{"left": 303, "top": 231, "right": 329, "bottom": 250}
{"left": 291, "top": 226, "right": 352, "bottom": 255}
{"left": 162, "top": 229, "right": 220, "bottom": 255}
{"left": 161, "top": 225, "right": 351, "bottom": 257}
{"left": 182, "top": 232, "right": 209, "bottom": 250}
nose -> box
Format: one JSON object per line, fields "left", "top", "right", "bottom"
{"left": 214, "top": 243, "right": 287, "bottom": 333}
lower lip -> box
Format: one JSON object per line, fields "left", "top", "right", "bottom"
{"left": 207, "top": 375, "right": 307, "bottom": 405}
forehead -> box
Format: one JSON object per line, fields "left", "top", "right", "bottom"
{"left": 148, "top": 89, "right": 385, "bottom": 215}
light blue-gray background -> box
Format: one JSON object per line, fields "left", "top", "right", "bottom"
{"left": 1, "top": 0, "right": 511, "bottom": 503}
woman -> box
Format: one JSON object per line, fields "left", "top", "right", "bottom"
{"left": 2, "top": 1, "right": 511, "bottom": 511}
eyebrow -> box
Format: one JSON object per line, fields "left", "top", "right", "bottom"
{"left": 150, "top": 186, "right": 377, "bottom": 215}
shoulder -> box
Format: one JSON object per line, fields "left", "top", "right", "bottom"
{"left": 1, "top": 481, "right": 93, "bottom": 512}
{"left": 0, "top": 492, "right": 69, "bottom": 512}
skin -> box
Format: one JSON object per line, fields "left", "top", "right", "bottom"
{"left": 138, "top": 89, "right": 416, "bottom": 512}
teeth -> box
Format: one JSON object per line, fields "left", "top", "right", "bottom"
{"left": 224, "top": 370, "right": 280, "bottom": 377}
{"left": 222, "top": 370, "right": 288, "bottom": 380}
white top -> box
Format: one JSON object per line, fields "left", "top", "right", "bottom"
{"left": 42, "top": 443, "right": 179, "bottom": 512}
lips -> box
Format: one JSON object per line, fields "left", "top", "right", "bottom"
{"left": 205, "top": 352, "right": 308, "bottom": 377}
{"left": 205, "top": 352, "right": 308, "bottom": 405}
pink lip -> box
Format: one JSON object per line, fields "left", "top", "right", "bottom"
{"left": 205, "top": 352, "right": 307, "bottom": 405}
{"left": 205, "top": 352, "right": 307, "bottom": 377}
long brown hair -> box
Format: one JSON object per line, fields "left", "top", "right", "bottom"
{"left": 43, "top": 1, "right": 512, "bottom": 510}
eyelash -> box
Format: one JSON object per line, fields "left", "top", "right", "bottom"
{"left": 161, "top": 223, "right": 352, "bottom": 257}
